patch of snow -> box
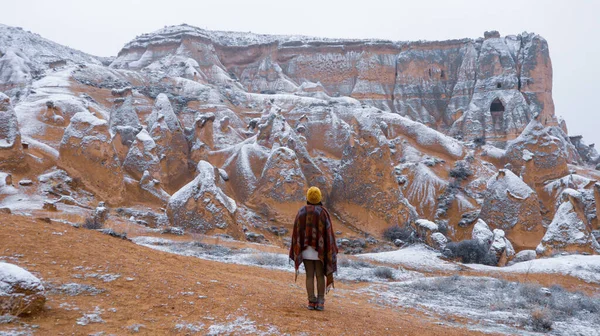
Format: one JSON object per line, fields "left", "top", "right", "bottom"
{"left": 358, "top": 244, "right": 461, "bottom": 272}
{"left": 466, "top": 254, "right": 600, "bottom": 284}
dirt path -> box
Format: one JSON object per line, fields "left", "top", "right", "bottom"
{"left": 0, "top": 214, "right": 490, "bottom": 335}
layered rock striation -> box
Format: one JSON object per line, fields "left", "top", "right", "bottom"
{"left": 112, "top": 26, "right": 554, "bottom": 143}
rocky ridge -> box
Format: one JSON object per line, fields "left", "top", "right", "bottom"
{"left": 0, "top": 24, "right": 599, "bottom": 265}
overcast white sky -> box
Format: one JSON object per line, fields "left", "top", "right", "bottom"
{"left": 3, "top": 0, "right": 599, "bottom": 147}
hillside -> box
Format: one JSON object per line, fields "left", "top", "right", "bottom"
{"left": 1, "top": 23, "right": 600, "bottom": 335}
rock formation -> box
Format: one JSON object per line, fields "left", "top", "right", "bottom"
{"left": 504, "top": 119, "right": 569, "bottom": 186}
{"left": 146, "top": 94, "right": 190, "bottom": 193}
{"left": 167, "top": 161, "right": 237, "bottom": 233}
{"left": 58, "top": 112, "right": 125, "bottom": 204}
{"left": 537, "top": 189, "right": 600, "bottom": 256}
{"left": 2, "top": 23, "right": 599, "bottom": 256}
{"left": 112, "top": 25, "right": 555, "bottom": 144}
{"left": 0, "top": 92, "right": 24, "bottom": 169}
{"left": 479, "top": 169, "right": 544, "bottom": 250}
{"left": 246, "top": 147, "right": 307, "bottom": 213}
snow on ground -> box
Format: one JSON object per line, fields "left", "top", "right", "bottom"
{"left": 357, "top": 244, "right": 461, "bottom": 272}
{"left": 362, "top": 275, "right": 600, "bottom": 336}
{"left": 466, "top": 254, "right": 600, "bottom": 284}
{"left": 133, "top": 236, "right": 422, "bottom": 283}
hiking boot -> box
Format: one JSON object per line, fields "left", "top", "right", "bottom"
{"left": 307, "top": 301, "right": 316, "bottom": 310}
{"left": 315, "top": 301, "right": 324, "bottom": 311}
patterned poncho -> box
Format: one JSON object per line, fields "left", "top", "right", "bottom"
{"left": 289, "top": 204, "right": 338, "bottom": 292}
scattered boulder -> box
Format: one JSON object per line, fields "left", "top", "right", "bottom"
{"left": 472, "top": 219, "right": 494, "bottom": 245}
{"left": 115, "top": 207, "right": 168, "bottom": 228}
{"left": 490, "top": 229, "right": 515, "bottom": 259}
{"left": 42, "top": 201, "right": 58, "bottom": 211}
{"left": 93, "top": 202, "right": 109, "bottom": 224}
{"left": 458, "top": 211, "right": 480, "bottom": 228}
{"left": 18, "top": 179, "right": 33, "bottom": 186}
{"left": 266, "top": 226, "right": 288, "bottom": 236}
{"left": 0, "top": 262, "right": 46, "bottom": 316}
{"left": 430, "top": 232, "right": 448, "bottom": 250}
{"left": 245, "top": 231, "right": 265, "bottom": 243}
{"left": 512, "top": 250, "right": 537, "bottom": 263}
{"left": 0, "top": 207, "right": 11, "bottom": 214}
{"left": 161, "top": 227, "right": 185, "bottom": 236}
{"left": 479, "top": 169, "right": 544, "bottom": 250}
{"left": 412, "top": 219, "right": 439, "bottom": 246}
{"left": 58, "top": 112, "right": 125, "bottom": 204}
{"left": 166, "top": 161, "right": 237, "bottom": 233}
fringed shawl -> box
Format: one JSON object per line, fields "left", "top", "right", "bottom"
{"left": 289, "top": 204, "right": 338, "bottom": 292}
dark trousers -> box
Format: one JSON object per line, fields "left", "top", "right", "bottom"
{"left": 303, "top": 259, "right": 325, "bottom": 303}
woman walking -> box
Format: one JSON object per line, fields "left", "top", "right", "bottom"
{"left": 289, "top": 186, "right": 338, "bottom": 311}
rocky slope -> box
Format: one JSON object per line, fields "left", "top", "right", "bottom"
{"left": 0, "top": 23, "right": 599, "bottom": 265}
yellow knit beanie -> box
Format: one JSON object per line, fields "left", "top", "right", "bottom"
{"left": 306, "top": 186, "right": 322, "bottom": 204}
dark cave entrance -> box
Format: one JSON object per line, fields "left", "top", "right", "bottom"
{"left": 490, "top": 98, "right": 505, "bottom": 130}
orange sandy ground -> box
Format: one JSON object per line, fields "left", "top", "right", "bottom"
{"left": 0, "top": 214, "right": 495, "bottom": 336}
{"left": 1, "top": 214, "right": 595, "bottom": 335}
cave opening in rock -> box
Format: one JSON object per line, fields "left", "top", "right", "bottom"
{"left": 490, "top": 98, "right": 505, "bottom": 130}
{"left": 490, "top": 98, "right": 505, "bottom": 113}
{"left": 496, "top": 83, "right": 502, "bottom": 89}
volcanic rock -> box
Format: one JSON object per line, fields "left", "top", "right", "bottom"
{"left": 537, "top": 189, "right": 600, "bottom": 256}
{"left": 58, "top": 112, "right": 125, "bottom": 204}
{"left": 167, "top": 161, "right": 237, "bottom": 233}
{"left": 0, "top": 92, "right": 24, "bottom": 168}
{"left": 146, "top": 94, "right": 190, "bottom": 193}
{"left": 504, "top": 119, "right": 569, "bottom": 185}
{"left": 479, "top": 169, "right": 544, "bottom": 250}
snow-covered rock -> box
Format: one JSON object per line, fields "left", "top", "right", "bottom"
{"left": 93, "top": 202, "right": 108, "bottom": 224}
{"left": 0, "top": 262, "right": 46, "bottom": 315}
{"left": 123, "top": 129, "right": 160, "bottom": 181}
{"left": 479, "top": 169, "right": 544, "bottom": 250}
{"left": 471, "top": 219, "right": 493, "bottom": 245}
{"left": 167, "top": 161, "right": 237, "bottom": 233}
{"left": 146, "top": 94, "right": 190, "bottom": 193}
{"left": 511, "top": 250, "right": 537, "bottom": 263}
{"left": 430, "top": 232, "right": 448, "bottom": 250}
{"left": 537, "top": 190, "right": 600, "bottom": 256}
{"left": 505, "top": 119, "right": 569, "bottom": 185}
{"left": 0, "top": 92, "right": 24, "bottom": 168}
{"left": 247, "top": 147, "right": 307, "bottom": 208}
{"left": 58, "top": 111, "right": 125, "bottom": 203}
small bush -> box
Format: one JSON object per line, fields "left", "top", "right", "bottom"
{"left": 528, "top": 309, "right": 553, "bottom": 332}
{"left": 373, "top": 267, "right": 395, "bottom": 280}
{"left": 383, "top": 225, "right": 417, "bottom": 244}
{"left": 338, "top": 256, "right": 375, "bottom": 269}
{"left": 449, "top": 161, "right": 473, "bottom": 181}
{"left": 248, "top": 253, "right": 287, "bottom": 267}
{"left": 82, "top": 217, "right": 103, "bottom": 230}
{"left": 473, "top": 136, "right": 486, "bottom": 147}
{"left": 443, "top": 239, "right": 497, "bottom": 265}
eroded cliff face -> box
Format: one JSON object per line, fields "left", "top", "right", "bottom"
{"left": 112, "top": 26, "right": 554, "bottom": 144}
{"left": 2, "top": 24, "right": 599, "bottom": 262}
